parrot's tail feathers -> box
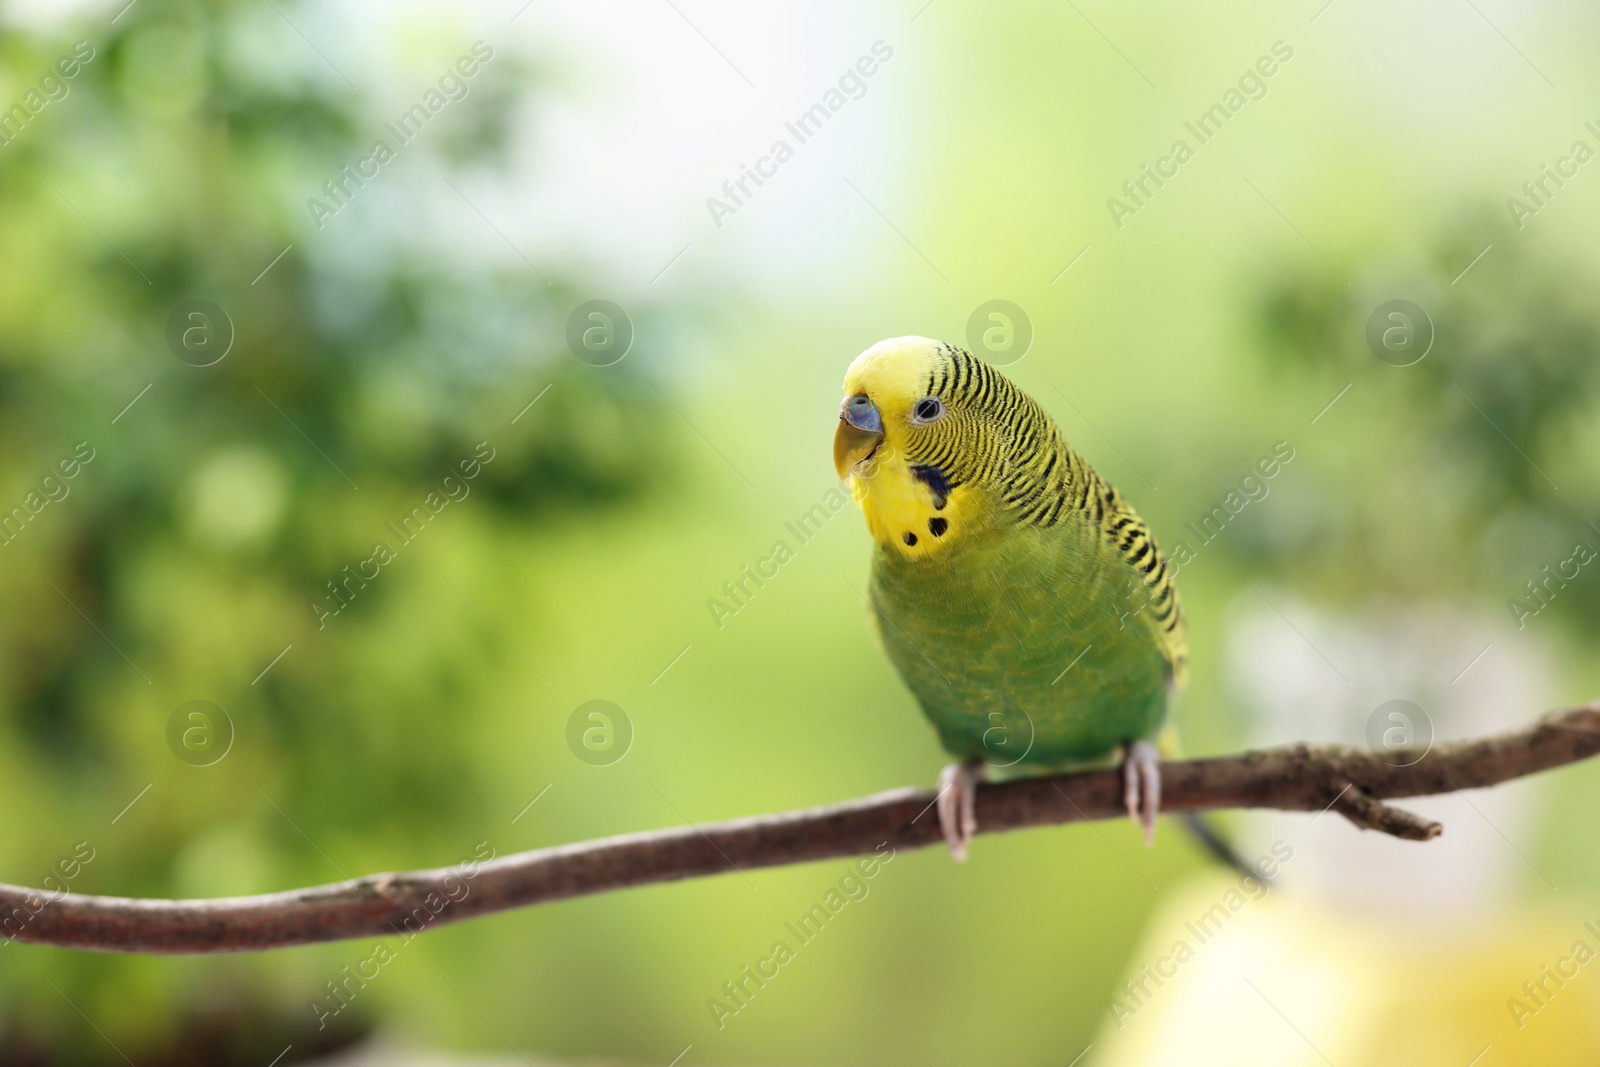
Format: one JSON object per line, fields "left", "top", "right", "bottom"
{"left": 1176, "top": 812, "right": 1267, "bottom": 886}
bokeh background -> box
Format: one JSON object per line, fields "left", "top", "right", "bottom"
{"left": 4, "top": 0, "right": 1600, "bottom": 1063}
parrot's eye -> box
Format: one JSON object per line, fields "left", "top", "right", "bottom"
{"left": 911, "top": 398, "right": 945, "bottom": 424}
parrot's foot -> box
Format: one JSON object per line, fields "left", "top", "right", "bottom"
{"left": 936, "top": 761, "right": 984, "bottom": 863}
{"left": 1122, "top": 740, "right": 1161, "bottom": 847}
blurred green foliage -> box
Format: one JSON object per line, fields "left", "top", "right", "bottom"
{"left": 4, "top": 0, "right": 1600, "bottom": 1064}
{"left": 0, "top": 2, "right": 668, "bottom": 1061}
{"left": 1254, "top": 221, "right": 1600, "bottom": 630}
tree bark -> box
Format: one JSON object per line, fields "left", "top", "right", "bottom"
{"left": 5, "top": 703, "right": 1596, "bottom": 954}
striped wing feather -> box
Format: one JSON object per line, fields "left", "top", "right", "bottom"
{"left": 926, "top": 345, "right": 1188, "bottom": 684}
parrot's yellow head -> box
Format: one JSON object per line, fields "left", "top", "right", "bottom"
{"left": 835, "top": 336, "right": 1034, "bottom": 558}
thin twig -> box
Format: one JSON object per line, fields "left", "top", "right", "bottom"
{"left": 5, "top": 703, "right": 1598, "bottom": 955}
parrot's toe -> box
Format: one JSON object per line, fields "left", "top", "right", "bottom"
{"left": 1122, "top": 740, "right": 1161, "bottom": 847}
{"left": 936, "top": 761, "right": 983, "bottom": 862}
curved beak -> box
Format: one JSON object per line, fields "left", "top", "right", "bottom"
{"left": 834, "top": 395, "right": 885, "bottom": 479}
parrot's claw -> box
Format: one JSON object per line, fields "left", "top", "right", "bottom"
{"left": 1123, "top": 740, "right": 1161, "bottom": 847}
{"left": 936, "top": 761, "right": 983, "bottom": 862}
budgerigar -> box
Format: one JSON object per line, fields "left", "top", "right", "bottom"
{"left": 834, "top": 337, "right": 1186, "bottom": 861}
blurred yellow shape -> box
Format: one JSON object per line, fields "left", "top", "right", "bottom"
{"left": 1092, "top": 872, "right": 1600, "bottom": 1066}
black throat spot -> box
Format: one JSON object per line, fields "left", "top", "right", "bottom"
{"left": 910, "top": 463, "right": 951, "bottom": 510}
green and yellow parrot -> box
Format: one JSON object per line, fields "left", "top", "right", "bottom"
{"left": 834, "top": 336, "right": 1185, "bottom": 860}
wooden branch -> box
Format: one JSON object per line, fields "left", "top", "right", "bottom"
{"left": 6, "top": 703, "right": 1599, "bottom": 955}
